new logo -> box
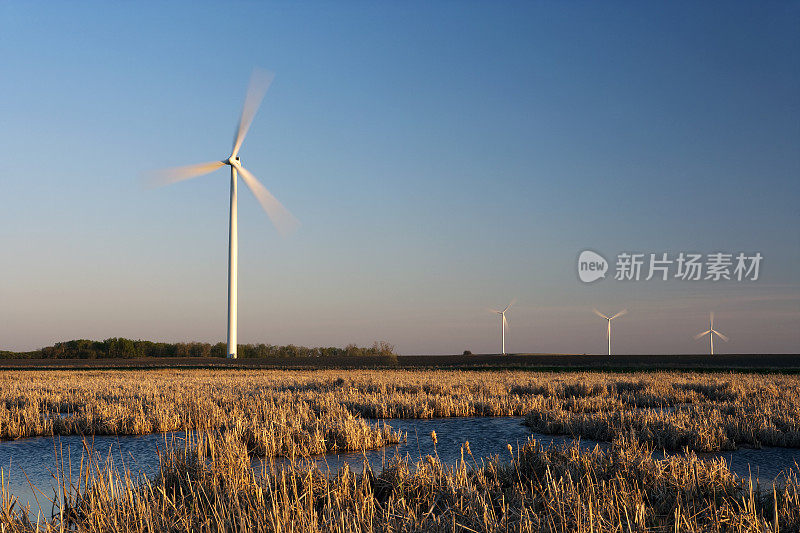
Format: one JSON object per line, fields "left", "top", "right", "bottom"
{"left": 578, "top": 250, "right": 608, "bottom": 283}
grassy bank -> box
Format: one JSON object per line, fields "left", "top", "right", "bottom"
{"left": 0, "top": 370, "right": 798, "bottom": 453}
{"left": 0, "top": 370, "right": 402, "bottom": 457}
{"left": 2, "top": 431, "right": 798, "bottom": 532}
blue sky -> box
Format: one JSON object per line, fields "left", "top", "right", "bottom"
{"left": 1, "top": 1, "right": 798, "bottom": 354}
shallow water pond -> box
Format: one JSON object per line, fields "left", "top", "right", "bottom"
{"left": 0, "top": 432, "right": 187, "bottom": 518}
{"left": 272, "top": 417, "right": 607, "bottom": 474}
{"left": 1, "top": 417, "right": 799, "bottom": 516}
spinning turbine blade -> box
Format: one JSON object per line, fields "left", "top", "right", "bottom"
{"left": 148, "top": 68, "right": 295, "bottom": 361}
{"left": 146, "top": 161, "right": 225, "bottom": 188}
{"left": 611, "top": 309, "right": 628, "bottom": 320}
{"left": 713, "top": 330, "right": 729, "bottom": 342}
{"left": 232, "top": 68, "right": 274, "bottom": 156}
{"left": 593, "top": 309, "right": 610, "bottom": 320}
{"left": 503, "top": 314, "right": 508, "bottom": 330}
{"left": 694, "top": 330, "right": 711, "bottom": 340}
{"left": 488, "top": 308, "right": 501, "bottom": 314}
{"left": 503, "top": 299, "right": 516, "bottom": 313}
{"left": 235, "top": 164, "right": 299, "bottom": 236}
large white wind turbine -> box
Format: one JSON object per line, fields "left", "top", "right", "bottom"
{"left": 694, "top": 312, "right": 728, "bottom": 355}
{"left": 489, "top": 300, "right": 515, "bottom": 355}
{"left": 593, "top": 309, "right": 627, "bottom": 356}
{"left": 149, "top": 68, "right": 298, "bottom": 359}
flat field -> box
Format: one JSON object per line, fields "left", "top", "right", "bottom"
{"left": 0, "top": 353, "right": 798, "bottom": 371}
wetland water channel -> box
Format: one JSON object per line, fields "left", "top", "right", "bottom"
{"left": 1, "top": 417, "right": 799, "bottom": 516}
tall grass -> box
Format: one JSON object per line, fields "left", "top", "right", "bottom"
{"left": 1, "top": 370, "right": 798, "bottom": 453}
{"left": 2, "top": 429, "right": 798, "bottom": 531}
{"left": 0, "top": 370, "right": 403, "bottom": 457}
{"left": 0, "top": 370, "right": 799, "bottom": 530}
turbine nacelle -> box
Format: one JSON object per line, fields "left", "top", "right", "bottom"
{"left": 226, "top": 156, "right": 241, "bottom": 166}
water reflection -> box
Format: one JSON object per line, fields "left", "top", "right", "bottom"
{"left": 1, "top": 417, "right": 798, "bottom": 516}
{"left": 0, "top": 432, "right": 187, "bottom": 517}
{"left": 270, "top": 417, "right": 606, "bottom": 474}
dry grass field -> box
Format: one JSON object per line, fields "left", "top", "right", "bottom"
{"left": 1, "top": 369, "right": 799, "bottom": 452}
{"left": 0, "top": 369, "right": 799, "bottom": 531}
{"left": 2, "top": 430, "right": 799, "bottom": 532}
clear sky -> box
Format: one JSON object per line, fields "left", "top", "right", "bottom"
{"left": 1, "top": 2, "right": 798, "bottom": 354}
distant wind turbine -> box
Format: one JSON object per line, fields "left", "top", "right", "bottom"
{"left": 148, "top": 68, "right": 299, "bottom": 359}
{"left": 694, "top": 312, "right": 728, "bottom": 355}
{"left": 489, "top": 300, "right": 515, "bottom": 355}
{"left": 593, "top": 309, "right": 627, "bottom": 356}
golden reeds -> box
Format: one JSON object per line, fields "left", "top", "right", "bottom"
{"left": 1, "top": 370, "right": 798, "bottom": 452}
{"left": 0, "top": 370, "right": 799, "bottom": 530}
{"left": 3, "top": 428, "right": 799, "bottom": 531}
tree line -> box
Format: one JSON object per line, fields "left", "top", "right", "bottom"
{"left": 1, "top": 339, "right": 397, "bottom": 360}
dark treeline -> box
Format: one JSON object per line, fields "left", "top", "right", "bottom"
{"left": 1, "top": 339, "right": 397, "bottom": 360}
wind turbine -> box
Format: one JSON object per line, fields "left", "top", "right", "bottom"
{"left": 694, "top": 312, "right": 728, "bottom": 355}
{"left": 489, "top": 300, "right": 515, "bottom": 355}
{"left": 593, "top": 309, "right": 627, "bottom": 356}
{"left": 149, "top": 68, "right": 299, "bottom": 359}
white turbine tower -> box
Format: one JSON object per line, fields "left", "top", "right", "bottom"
{"left": 694, "top": 312, "right": 728, "bottom": 355}
{"left": 489, "top": 300, "right": 515, "bottom": 355}
{"left": 593, "top": 309, "right": 627, "bottom": 356}
{"left": 149, "top": 68, "right": 299, "bottom": 359}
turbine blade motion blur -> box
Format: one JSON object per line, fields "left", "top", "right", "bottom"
{"left": 150, "top": 68, "right": 295, "bottom": 361}
{"left": 694, "top": 330, "right": 711, "bottom": 340}
{"left": 488, "top": 308, "right": 501, "bottom": 314}
{"left": 611, "top": 309, "right": 627, "bottom": 320}
{"left": 232, "top": 68, "right": 274, "bottom": 156}
{"left": 503, "top": 299, "right": 516, "bottom": 313}
{"left": 146, "top": 161, "right": 225, "bottom": 188}
{"left": 236, "top": 164, "right": 299, "bottom": 236}
{"left": 714, "top": 330, "right": 729, "bottom": 342}
{"left": 593, "top": 309, "right": 609, "bottom": 320}
{"left": 503, "top": 314, "right": 508, "bottom": 330}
